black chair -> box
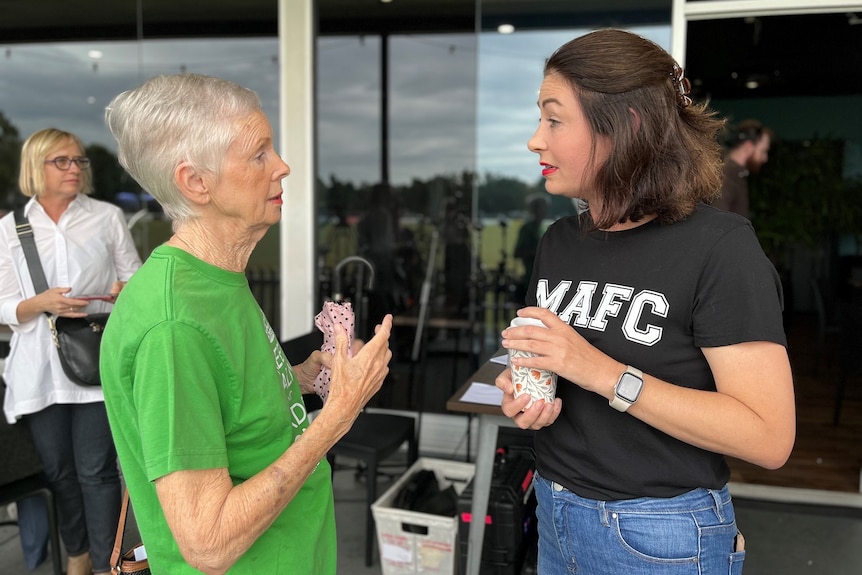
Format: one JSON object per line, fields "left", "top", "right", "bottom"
{"left": 282, "top": 329, "right": 419, "bottom": 567}
{"left": 327, "top": 413, "right": 418, "bottom": 566}
{"left": 811, "top": 278, "right": 842, "bottom": 376}
{"left": 833, "top": 292, "right": 862, "bottom": 425}
{"left": 0, "top": 384, "right": 63, "bottom": 575}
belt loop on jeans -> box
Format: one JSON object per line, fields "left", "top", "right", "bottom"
{"left": 597, "top": 500, "right": 610, "bottom": 527}
{"left": 708, "top": 489, "right": 725, "bottom": 523}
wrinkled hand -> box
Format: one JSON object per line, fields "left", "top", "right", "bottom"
{"left": 496, "top": 365, "right": 562, "bottom": 429}
{"left": 293, "top": 337, "right": 368, "bottom": 394}
{"left": 322, "top": 315, "right": 393, "bottom": 436}
{"left": 294, "top": 350, "right": 333, "bottom": 394}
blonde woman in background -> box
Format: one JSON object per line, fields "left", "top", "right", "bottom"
{"left": 0, "top": 128, "right": 142, "bottom": 574}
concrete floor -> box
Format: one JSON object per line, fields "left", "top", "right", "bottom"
{"left": 3, "top": 454, "right": 862, "bottom": 575}
{"left": 734, "top": 497, "right": 862, "bottom": 574}
{"left": 0, "top": 456, "right": 398, "bottom": 575}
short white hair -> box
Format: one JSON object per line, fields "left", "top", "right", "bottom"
{"left": 105, "top": 73, "right": 262, "bottom": 225}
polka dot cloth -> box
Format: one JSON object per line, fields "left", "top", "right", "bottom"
{"left": 313, "top": 300, "right": 355, "bottom": 402}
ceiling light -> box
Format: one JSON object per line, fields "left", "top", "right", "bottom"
{"left": 745, "top": 80, "right": 759, "bottom": 89}
{"left": 379, "top": 0, "right": 393, "bottom": 3}
{"left": 497, "top": 23, "right": 515, "bottom": 34}
{"left": 88, "top": 50, "right": 103, "bottom": 59}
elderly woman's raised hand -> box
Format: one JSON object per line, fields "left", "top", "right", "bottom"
{"left": 322, "top": 314, "right": 393, "bottom": 437}
{"left": 294, "top": 337, "right": 366, "bottom": 395}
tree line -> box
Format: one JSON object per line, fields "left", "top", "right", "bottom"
{"left": 1, "top": 110, "right": 570, "bottom": 221}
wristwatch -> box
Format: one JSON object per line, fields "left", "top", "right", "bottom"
{"left": 610, "top": 366, "right": 644, "bottom": 412}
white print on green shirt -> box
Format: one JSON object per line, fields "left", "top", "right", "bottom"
{"left": 261, "top": 310, "right": 307, "bottom": 431}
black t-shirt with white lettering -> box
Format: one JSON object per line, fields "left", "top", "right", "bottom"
{"left": 527, "top": 203, "right": 786, "bottom": 500}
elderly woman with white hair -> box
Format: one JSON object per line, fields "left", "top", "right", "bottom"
{"left": 100, "top": 74, "right": 393, "bottom": 575}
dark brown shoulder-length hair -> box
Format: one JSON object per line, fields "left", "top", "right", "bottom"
{"left": 545, "top": 28, "right": 725, "bottom": 230}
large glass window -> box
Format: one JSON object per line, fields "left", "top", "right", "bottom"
{"left": 685, "top": 12, "right": 862, "bottom": 309}
{"left": 0, "top": 35, "right": 283, "bottom": 333}
{"left": 1, "top": 39, "right": 279, "bottom": 156}
{"left": 315, "top": 35, "right": 478, "bottom": 299}
{"left": 316, "top": 35, "right": 382, "bottom": 278}
{"left": 317, "top": 36, "right": 382, "bottom": 188}
{"left": 315, "top": 31, "right": 478, "bottom": 412}
{"left": 0, "top": 37, "right": 280, "bottom": 255}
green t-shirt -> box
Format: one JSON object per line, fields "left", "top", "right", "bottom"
{"left": 101, "top": 245, "right": 336, "bottom": 574}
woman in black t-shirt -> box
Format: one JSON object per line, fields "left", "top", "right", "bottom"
{"left": 496, "top": 29, "right": 794, "bottom": 575}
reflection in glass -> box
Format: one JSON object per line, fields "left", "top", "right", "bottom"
{"left": 687, "top": 13, "right": 862, "bottom": 300}
{"left": 316, "top": 35, "right": 381, "bottom": 300}
{"left": 0, "top": 37, "right": 280, "bottom": 264}
{"left": 315, "top": 33, "right": 479, "bottom": 322}
{"left": 0, "top": 39, "right": 279, "bottom": 159}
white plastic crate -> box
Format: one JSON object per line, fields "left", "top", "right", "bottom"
{"left": 372, "top": 457, "right": 476, "bottom": 575}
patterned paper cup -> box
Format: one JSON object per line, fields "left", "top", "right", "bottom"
{"left": 508, "top": 318, "right": 557, "bottom": 408}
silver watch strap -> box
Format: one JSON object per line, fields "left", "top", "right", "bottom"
{"left": 609, "top": 366, "right": 643, "bottom": 412}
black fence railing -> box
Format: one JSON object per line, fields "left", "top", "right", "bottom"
{"left": 247, "top": 267, "right": 281, "bottom": 336}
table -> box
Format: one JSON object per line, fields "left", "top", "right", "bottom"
{"left": 393, "top": 311, "right": 479, "bottom": 371}
{"left": 446, "top": 354, "right": 514, "bottom": 575}
{"left": 394, "top": 310, "right": 481, "bottom": 406}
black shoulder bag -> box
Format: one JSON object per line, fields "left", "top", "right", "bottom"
{"left": 13, "top": 208, "right": 109, "bottom": 387}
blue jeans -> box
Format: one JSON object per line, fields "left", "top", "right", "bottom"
{"left": 23, "top": 402, "right": 121, "bottom": 573}
{"left": 16, "top": 495, "right": 49, "bottom": 570}
{"left": 533, "top": 471, "right": 745, "bottom": 575}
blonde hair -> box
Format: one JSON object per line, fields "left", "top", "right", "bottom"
{"left": 19, "top": 128, "right": 93, "bottom": 198}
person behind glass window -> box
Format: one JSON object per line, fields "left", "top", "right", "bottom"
{"left": 513, "top": 193, "right": 549, "bottom": 302}
{"left": 496, "top": 30, "right": 794, "bottom": 575}
{"left": 357, "top": 183, "right": 405, "bottom": 320}
{"left": 0, "top": 128, "right": 142, "bottom": 575}
{"left": 101, "top": 73, "right": 393, "bottom": 575}
{"left": 714, "top": 119, "right": 773, "bottom": 218}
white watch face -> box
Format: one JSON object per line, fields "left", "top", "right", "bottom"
{"left": 616, "top": 372, "right": 643, "bottom": 403}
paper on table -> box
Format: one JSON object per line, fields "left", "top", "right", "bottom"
{"left": 490, "top": 354, "right": 508, "bottom": 365}
{"left": 460, "top": 382, "right": 503, "bottom": 406}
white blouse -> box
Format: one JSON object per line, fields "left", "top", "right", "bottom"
{"left": 0, "top": 195, "right": 142, "bottom": 423}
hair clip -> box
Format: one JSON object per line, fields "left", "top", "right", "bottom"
{"left": 671, "top": 63, "right": 692, "bottom": 109}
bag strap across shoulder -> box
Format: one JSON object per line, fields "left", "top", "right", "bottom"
{"left": 13, "top": 208, "right": 50, "bottom": 307}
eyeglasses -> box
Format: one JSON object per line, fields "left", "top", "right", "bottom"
{"left": 44, "top": 157, "right": 91, "bottom": 170}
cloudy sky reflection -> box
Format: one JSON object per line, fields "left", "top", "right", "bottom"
{"left": 1, "top": 25, "right": 668, "bottom": 187}
{"left": 0, "top": 39, "right": 280, "bottom": 154}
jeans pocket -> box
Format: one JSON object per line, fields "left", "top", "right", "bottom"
{"left": 699, "top": 522, "right": 741, "bottom": 574}
{"left": 614, "top": 511, "right": 699, "bottom": 562}
{"left": 729, "top": 529, "right": 746, "bottom": 575}
{"left": 729, "top": 550, "right": 746, "bottom": 575}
